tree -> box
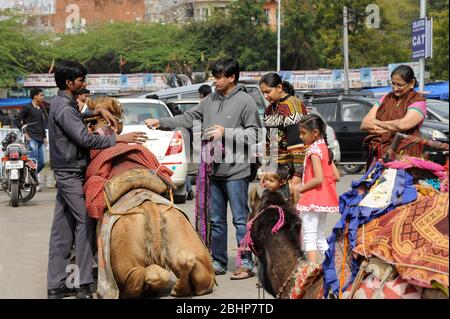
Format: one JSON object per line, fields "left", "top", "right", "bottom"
{"left": 281, "top": 0, "right": 320, "bottom": 70}
{"left": 48, "top": 22, "right": 199, "bottom": 74}
{"left": 0, "top": 12, "right": 47, "bottom": 87}
{"left": 183, "top": 0, "right": 277, "bottom": 71}
{"left": 311, "top": 0, "right": 419, "bottom": 69}
{"left": 428, "top": 1, "right": 449, "bottom": 80}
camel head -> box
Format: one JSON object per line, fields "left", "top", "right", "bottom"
{"left": 247, "top": 189, "right": 304, "bottom": 298}
{"left": 86, "top": 96, "right": 124, "bottom": 135}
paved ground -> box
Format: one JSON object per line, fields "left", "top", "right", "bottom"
{"left": 0, "top": 171, "right": 362, "bottom": 299}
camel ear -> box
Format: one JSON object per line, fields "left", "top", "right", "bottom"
{"left": 87, "top": 99, "right": 96, "bottom": 110}
{"left": 249, "top": 186, "right": 260, "bottom": 213}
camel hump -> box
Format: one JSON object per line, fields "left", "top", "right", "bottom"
{"left": 105, "top": 168, "right": 168, "bottom": 206}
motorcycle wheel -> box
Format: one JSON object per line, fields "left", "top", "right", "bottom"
{"left": 341, "top": 164, "right": 365, "bottom": 174}
{"left": 10, "top": 180, "right": 19, "bottom": 207}
{"left": 20, "top": 184, "right": 37, "bottom": 203}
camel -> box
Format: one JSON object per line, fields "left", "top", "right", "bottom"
{"left": 108, "top": 187, "right": 215, "bottom": 298}
{"left": 247, "top": 189, "right": 324, "bottom": 299}
{"left": 86, "top": 97, "right": 215, "bottom": 298}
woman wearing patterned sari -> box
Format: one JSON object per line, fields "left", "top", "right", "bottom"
{"left": 361, "top": 65, "right": 427, "bottom": 168}
{"left": 259, "top": 73, "right": 308, "bottom": 195}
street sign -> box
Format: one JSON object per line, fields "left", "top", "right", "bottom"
{"left": 412, "top": 17, "right": 433, "bottom": 60}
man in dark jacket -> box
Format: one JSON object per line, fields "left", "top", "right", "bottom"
{"left": 47, "top": 61, "right": 146, "bottom": 299}
{"left": 14, "top": 88, "right": 47, "bottom": 174}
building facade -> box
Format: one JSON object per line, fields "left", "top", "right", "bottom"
{"left": 191, "top": 0, "right": 229, "bottom": 21}
{"left": 263, "top": 0, "right": 278, "bottom": 31}
{"left": 0, "top": 0, "right": 278, "bottom": 32}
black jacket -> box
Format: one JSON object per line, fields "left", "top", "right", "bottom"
{"left": 48, "top": 90, "right": 116, "bottom": 171}
{"left": 14, "top": 103, "right": 47, "bottom": 142}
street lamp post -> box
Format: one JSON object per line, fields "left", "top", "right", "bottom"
{"left": 277, "top": 0, "right": 281, "bottom": 72}
{"left": 419, "top": 0, "right": 426, "bottom": 92}
{"left": 343, "top": 6, "right": 350, "bottom": 93}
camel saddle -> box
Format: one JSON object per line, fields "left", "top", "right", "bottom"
{"left": 104, "top": 168, "right": 169, "bottom": 208}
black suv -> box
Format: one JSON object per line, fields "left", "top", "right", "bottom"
{"left": 302, "top": 94, "right": 449, "bottom": 171}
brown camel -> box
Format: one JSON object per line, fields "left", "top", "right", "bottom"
{"left": 109, "top": 197, "right": 215, "bottom": 298}
{"left": 87, "top": 97, "right": 215, "bottom": 298}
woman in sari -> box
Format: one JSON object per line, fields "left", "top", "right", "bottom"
{"left": 361, "top": 65, "right": 427, "bottom": 167}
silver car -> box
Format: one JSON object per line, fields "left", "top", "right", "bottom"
{"left": 426, "top": 99, "right": 449, "bottom": 125}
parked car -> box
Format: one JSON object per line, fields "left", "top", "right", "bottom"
{"left": 117, "top": 98, "right": 188, "bottom": 203}
{"left": 132, "top": 81, "right": 270, "bottom": 118}
{"left": 295, "top": 89, "right": 375, "bottom": 101}
{"left": 302, "top": 95, "right": 449, "bottom": 173}
{"left": 168, "top": 98, "right": 341, "bottom": 181}
{"left": 425, "top": 99, "right": 449, "bottom": 124}
{"left": 307, "top": 107, "right": 341, "bottom": 165}
{"left": 165, "top": 99, "right": 202, "bottom": 177}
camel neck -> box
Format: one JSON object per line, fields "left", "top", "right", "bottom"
{"left": 267, "top": 244, "right": 302, "bottom": 298}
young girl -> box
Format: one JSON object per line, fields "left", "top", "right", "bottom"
{"left": 260, "top": 164, "right": 292, "bottom": 203}
{"left": 295, "top": 114, "right": 340, "bottom": 263}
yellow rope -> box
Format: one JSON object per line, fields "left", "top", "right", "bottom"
{"left": 104, "top": 190, "right": 117, "bottom": 215}
{"left": 339, "top": 220, "right": 349, "bottom": 299}
{"left": 161, "top": 188, "right": 174, "bottom": 214}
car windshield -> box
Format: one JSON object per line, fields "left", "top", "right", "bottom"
{"left": 427, "top": 100, "right": 449, "bottom": 119}
{"left": 120, "top": 102, "right": 171, "bottom": 125}
{"left": 176, "top": 102, "right": 199, "bottom": 113}
{"left": 311, "top": 102, "right": 337, "bottom": 121}
{"left": 246, "top": 86, "right": 267, "bottom": 116}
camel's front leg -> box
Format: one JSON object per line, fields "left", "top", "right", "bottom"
{"left": 145, "top": 265, "right": 171, "bottom": 291}
{"left": 116, "top": 265, "right": 170, "bottom": 298}
{"left": 170, "top": 249, "right": 196, "bottom": 296}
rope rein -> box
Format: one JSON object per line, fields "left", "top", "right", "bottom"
{"left": 237, "top": 205, "right": 286, "bottom": 267}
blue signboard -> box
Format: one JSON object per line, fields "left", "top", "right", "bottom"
{"left": 412, "top": 18, "right": 426, "bottom": 60}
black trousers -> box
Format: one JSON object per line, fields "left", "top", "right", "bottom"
{"left": 47, "top": 171, "right": 95, "bottom": 289}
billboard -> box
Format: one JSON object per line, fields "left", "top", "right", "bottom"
{"left": 0, "top": 0, "right": 56, "bottom": 15}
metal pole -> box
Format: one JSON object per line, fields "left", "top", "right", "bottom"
{"left": 419, "top": 0, "right": 426, "bottom": 92}
{"left": 277, "top": 0, "right": 281, "bottom": 72}
{"left": 343, "top": 6, "right": 350, "bottom": 93}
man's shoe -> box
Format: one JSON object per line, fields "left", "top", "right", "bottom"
{"left": 47, "top": 285, "right": 76, "bottom": 299}
{"left": 186, "top": 190, "right": 195, "bottom": 201}
{"left": 76, "top": 284, "right": 93, "bottom": 299}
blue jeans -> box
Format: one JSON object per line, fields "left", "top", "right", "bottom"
{"left": 185, "top": 176, "right": 192, "bottom": 193}
{"left": 28, "top": 139, "right": 45, "bottom": 174}
{"left": 210, "top": 178, "right": 253, "bottom": 272}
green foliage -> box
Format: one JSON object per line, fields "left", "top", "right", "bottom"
{"left": 0, "top": 0, "right": 448, "bottom": 85}
{"left": 428, "top": 1, "right": 449, "bottom": 80}
{"left": 281, "top": 0, "right": 319, "bottom": 70}
{"left": 48, "top": 22, "right": 198, "bottom": 74}
{"left": 0, "top": 12, "right": 47, "bottom": 87}
{"left": 183, "top": 0, "right": 277, "bottom": 71}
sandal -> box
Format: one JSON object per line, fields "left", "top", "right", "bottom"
{"left": 230, "top": 267, "right": 255, "bottom": 280}
{"left": 214, "top": 268, "right": 226, "bottom": 275}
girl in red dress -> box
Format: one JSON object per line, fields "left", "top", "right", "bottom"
{"left": 294, "top": 114, "right": 340, "bottom": 263}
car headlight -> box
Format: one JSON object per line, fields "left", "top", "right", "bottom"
{"left": 420, "top": 127, "right": 447, "bottom": 140}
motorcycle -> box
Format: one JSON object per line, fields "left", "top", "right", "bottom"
{"left": 1, "top": 124, "right": 38, "bottom": 207}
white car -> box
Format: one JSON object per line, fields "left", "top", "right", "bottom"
{"left": 118, "top": 98, "right": 188, "bottom": 203}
